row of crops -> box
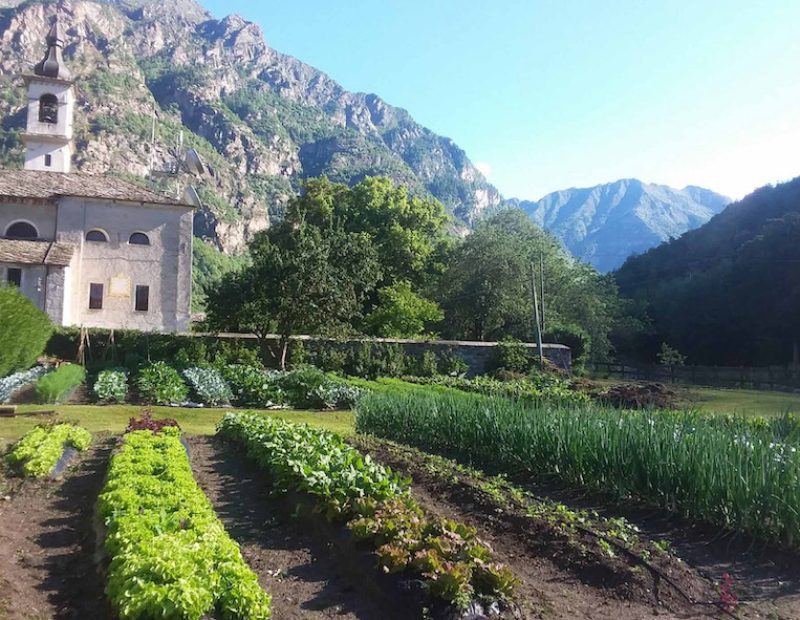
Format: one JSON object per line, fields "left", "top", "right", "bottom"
{"left": 94, "top": 362, "right": 360, "bottom": 409}
{"left": 219, "top": 413, "right": 518, "bottom": 611}
{"left": 356, "top": 390, "right": 800, "bottom": 546}
{"left": 5, "top": 423, "right": 92, "bottom": 477}
{"left": 99, "top": 427, "right": 271, "bottom": 619}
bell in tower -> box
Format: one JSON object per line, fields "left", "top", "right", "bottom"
{"left": 21, "top": 15, "right": 75, "bottom": 174}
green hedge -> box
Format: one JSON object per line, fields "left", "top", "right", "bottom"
{"left": 0, "top": 285, "right": 53, "bottom": 377}
{"left": 35, "top": 364, "right": 86, "bottom": 404}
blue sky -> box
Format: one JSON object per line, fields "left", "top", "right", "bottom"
{"left": 202, "top": 0, "right": 800, "bottom": 201}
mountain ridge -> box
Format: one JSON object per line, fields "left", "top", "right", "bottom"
{"left": 508, "top": 178, "right": 729, "bottom": 272}
{"left": 0, "top": 0, "right": 502, "bottom": 253}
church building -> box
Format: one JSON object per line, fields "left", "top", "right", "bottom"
{"left": 0, "top": 18, "right": 194, "bottom": 333}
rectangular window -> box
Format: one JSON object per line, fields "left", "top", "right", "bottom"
{"left": 7, "top": 268, "right": 22, "bottom": 287}
{"left": 134, "top": 285, "right": 149, "bottom": 312}
{"left": 44, "top": 154, "right": 52, "bottom": 167}
{"left": 89, "top": 282, "right": 104, "bottom": 310}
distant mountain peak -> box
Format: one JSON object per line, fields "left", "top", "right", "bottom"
{"left": 510, "top": 180, "right": 730, "bottom": 272}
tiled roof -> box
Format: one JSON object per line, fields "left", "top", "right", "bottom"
{"left": 0, "top": 238, "right": 75, "bottom": 266}
{"left": 0, "top": 170, "right": 191, "bottom": 207}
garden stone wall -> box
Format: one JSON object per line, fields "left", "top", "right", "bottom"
{"left": 47, "top": 328, "right": 571, "bottom": 376}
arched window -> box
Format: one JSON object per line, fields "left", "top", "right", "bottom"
{"left": 5, "top": 221, "right": 39, "bottom": 240}
{"left": 129, "top": 232, "right": 150, "bottom": 246}
{"left": 86, "top": 229, "right": 108, "bottom": 243}
{"left": 39, "top": 94, "right": 59, "bottom": 124}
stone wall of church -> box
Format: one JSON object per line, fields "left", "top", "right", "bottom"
{"left": 57, "top": 197, "right": 193, "bottom": 333}
{"left": 0, "top": 201, "right": 58, "bottom": 240}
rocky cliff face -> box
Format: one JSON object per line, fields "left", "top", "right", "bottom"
{"left": 0, "top": 0, "right": 502, "bottom": 253}
{"left": 509, "top": 179, "right": 730, "bottom": 272}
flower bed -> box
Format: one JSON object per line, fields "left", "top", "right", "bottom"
{"left": 35, "top": 363, "right": 86, "bottom": 404}
{"left": 98, "top": 427, "right": 271, "bottom": 620}
{"left": 218, "top": 413, "right": 517, "bottom": 611}
{"left": 5, "top": 423, "right": 92, "bottom": 478}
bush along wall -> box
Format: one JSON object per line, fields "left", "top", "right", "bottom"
{"left": 46, "top": 328, "right": 571, "bottom": 377}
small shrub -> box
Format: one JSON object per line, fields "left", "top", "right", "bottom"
{"left": 279, "top": 365, "right": 327, "bottom": 408}
{"left": 183, "top": 367, "right": 232, "bottom": 406}
{"left": 494, "top": 337, "right": 531, "bottom": 373}
{"left": 136, "top": 362, "right": 188, "bottom": 405}
{"left": 0, "top": 366, "right": 50, "bottom": 404}
{"left": 311, "top": 347, "right": 348, "bottom": 373}
{"left": 221, "top": 364, "right": 283, "bottom": 407}
{"left": 441, "top": 354, "right": 469, "bottom": 377}
{"left": 287, "top": 340, "right": 307, "bottom": 367}
{"left": 0, "top": 286, "right": 53, "bottom": 377}
{"left": 35, "top": 364, "right": 86, "bottom": 404}
{"left": 93, "top": 369, "right": 128, "bottom": 403}
{"left": 415, "top": 351, "right": 440, "bottom": 378}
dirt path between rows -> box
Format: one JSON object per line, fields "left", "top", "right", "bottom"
{"left": 355, "top": 437, "right": 800, "bottom": 620}
{"left": 187, "top": 435, "right": 388, "bottom": 620}
{"left": 0, "top": 440, "right": 113, "bottom": 620}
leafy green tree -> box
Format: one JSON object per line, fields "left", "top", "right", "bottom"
{"left": 365, "top": 281, "right": 444, "bottom": 338}
{"left": 285, "top": 176, "right": 451, "bottom": 289}
{"left": 192, "top": 239, "right": 250, "bottom": 312}
{"left": 439, "top": 209, "right": 623, "bottom": 361}
{"left": 0, "top": 285, "right": 53, "bottom": 377}
{"left": 205, "top": 220, "right": 379, "bottom": 368}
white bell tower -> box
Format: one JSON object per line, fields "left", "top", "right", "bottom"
{"left": 22, "top": 16, "right": 75, "bottom": 174}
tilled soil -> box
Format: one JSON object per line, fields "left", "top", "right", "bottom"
{"left": 0, "top": 440, "right": 113, "bottom": 620}
{"left": 353, "top": 436, "right": 800, "bottom": 620}
{"left": 187, "top": 435, "right": 388, "bottom": 620}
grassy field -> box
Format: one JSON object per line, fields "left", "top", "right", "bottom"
{"left": 0, "top": 404, "right": 355, "bottom": 446}
{"left": 684, "top": 386, "right": 800, "bottom": 417}
{"left": 589, "top": 378, "right": 800, "bottom": 417}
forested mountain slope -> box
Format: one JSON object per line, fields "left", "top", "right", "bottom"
{"left": 614, "top": 177, "right": 800, "bottom": 365}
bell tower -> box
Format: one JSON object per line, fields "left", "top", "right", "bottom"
{"left": 22, "top": 16, "right": 75, "bottom": 174}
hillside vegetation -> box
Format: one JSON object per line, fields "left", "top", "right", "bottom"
{"left": 615, "top": 176, "right": 800, "bottom": 365}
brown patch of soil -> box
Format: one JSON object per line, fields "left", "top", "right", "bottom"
{"left": 0, "top": 439, "right": 113, "bottom": 619}
{"left": 354, "top": 437, "right": 800, "bottom": 620}
{"left": 187, "top": 435, "right": 389, "bottom": 620}
{"left": 353, "top": 437, "right": 736, "bottom": 620}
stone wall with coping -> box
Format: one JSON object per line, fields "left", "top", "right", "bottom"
{"left": 211, "top": 333, "right": 573, "bottom": 375}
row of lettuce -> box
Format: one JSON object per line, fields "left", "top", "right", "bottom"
{"left": 5, "top": 423, "right": 92, "bottom": 477}
{"left": 219, "top": 413, "right": 517, "bottom": 610}
{"left": 355, "top": 389, "right": 800, "bottom": 547}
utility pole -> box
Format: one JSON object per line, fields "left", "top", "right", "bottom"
{"left": 530, "top": 261, "right": 545, "bottom": 369}
{"left": 539, "top": 253, "right": 545, "bottom": 334}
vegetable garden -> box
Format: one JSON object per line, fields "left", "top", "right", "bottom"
{"left": 2, "top": 361, "right": 800, "bottom": 619}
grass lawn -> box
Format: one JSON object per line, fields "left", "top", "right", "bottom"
{"left": 589, "top": 377, "right": 800, "bottom": 417}
{"left": 684, "top": 386, "right": 800, "bottom": 417}
{"left": 0, "top": 404, "right": 355, "bottom": 446}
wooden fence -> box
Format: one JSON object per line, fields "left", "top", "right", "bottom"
{"left": 588, "top": 362, "right": 800, "bottom": 392}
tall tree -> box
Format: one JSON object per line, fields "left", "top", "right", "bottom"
{"left": 439, "top": 209, "right": 623, "bottom": 361}
{"left": 205, "top": 219, "right": 379, "bottom": 368}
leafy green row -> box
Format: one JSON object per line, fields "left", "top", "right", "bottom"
{"left": 98, "top": 428, "right": 271, "bottom": 620}
{"left": 5, "top": 423, "right": 92, "bottom": 478}
{"left": 399, "top": 374, "right": 592, "bottom": 407}
{"left": 218, "top": 413, "right": 517, "bottom": 609}
{"left": 356, "top": 389, "right": 800, "bottom": 546}
{"left": 218, "top": 413, "right": 407, "bottom": 519}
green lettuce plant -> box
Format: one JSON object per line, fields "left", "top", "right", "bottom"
{"left": 5, "top": 423, "right": 92, "bottom": 478}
